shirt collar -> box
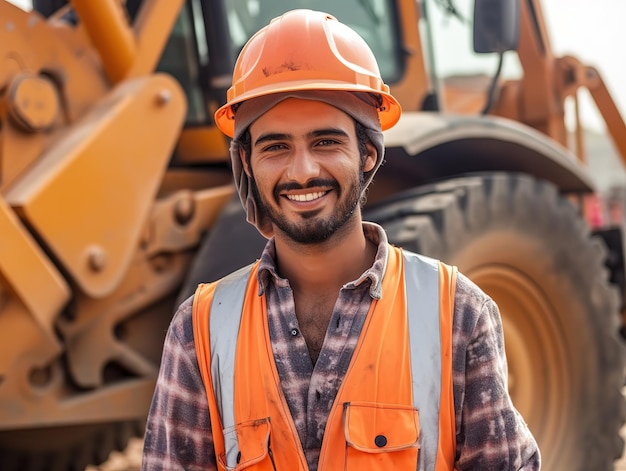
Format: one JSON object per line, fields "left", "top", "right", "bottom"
{"left": 257, "top": 222, "right": 388, "bottom": 299}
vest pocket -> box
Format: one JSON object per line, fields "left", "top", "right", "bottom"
{"left": 343, "top": 402, "right": 420, "bottom": 470}
{"left": 217, "top": 417, "right": 276, "bottom": 471}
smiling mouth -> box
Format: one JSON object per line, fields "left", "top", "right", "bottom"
{"left": 285, "top": 191, "right": 327, "bottom": 202}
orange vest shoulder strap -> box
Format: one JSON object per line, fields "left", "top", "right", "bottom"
{"left": 192, "top": 262, "right": 259, "bottom": 463}
{"left": 192, "top": 280, "right": 224, "bottom": 455}
{"left": 437, "top": 260, "right": 458, "bottom": 470}
{"left": 393, "top": 249, "right": 458, "bottom": 470}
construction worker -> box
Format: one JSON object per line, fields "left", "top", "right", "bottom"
{"left": 142, "top": 9, "right": 540, "bottom": 470}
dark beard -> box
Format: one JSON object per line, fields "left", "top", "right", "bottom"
{"left": 250, "top": 174, "right": 365, "bottom": 245}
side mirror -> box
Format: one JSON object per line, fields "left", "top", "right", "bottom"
{"left": 473, "top": 0, "right": 520, "bottom": 53}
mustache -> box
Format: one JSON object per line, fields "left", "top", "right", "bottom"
{"left": 274, "top": 179, "right": 340, "bottom": 196}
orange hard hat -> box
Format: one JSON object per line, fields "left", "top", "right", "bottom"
{"left": 214, "top": 9, "right": 401, "bottom": 138}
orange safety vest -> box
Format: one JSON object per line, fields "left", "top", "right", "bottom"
{"left": 193, "top": 245, "right": 457, "bottom": 470}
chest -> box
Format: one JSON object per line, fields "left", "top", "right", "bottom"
{"left": 294, "top": 294, "right": 337, "bottom": 364}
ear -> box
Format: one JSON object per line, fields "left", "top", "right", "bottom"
{"left": 363, "top": 142, "right": 378, "bottom": 173}
{"left": 239, "top": 145, "right": 251, "bottom": 177}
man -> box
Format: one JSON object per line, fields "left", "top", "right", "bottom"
{"left": 142, "top": 9, "right": 540, "bottom": 470}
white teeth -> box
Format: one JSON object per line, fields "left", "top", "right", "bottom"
{"left": 287, "top": 192, "right": 325, "bottom": 202}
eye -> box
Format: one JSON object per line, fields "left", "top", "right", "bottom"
{"left": 261, "top": 143, "right": 287, "bottom": 152}
{"left": 316, "top": 138, "right": 340, "bottom": 147}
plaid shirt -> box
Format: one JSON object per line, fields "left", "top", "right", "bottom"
{"left": 142, "top": 222, "right": 540, "bottom": 470}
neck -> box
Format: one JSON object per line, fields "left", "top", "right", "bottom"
{"left": 274, "top": 219, "right": 376, "bottom": 294}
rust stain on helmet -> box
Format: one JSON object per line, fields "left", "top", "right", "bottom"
{"left": 262, "top": 61, "right": 305, "bottom": 77}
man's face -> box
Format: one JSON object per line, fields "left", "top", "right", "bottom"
{"left": 243, "top": 98, "right": 376, "bottom": 244}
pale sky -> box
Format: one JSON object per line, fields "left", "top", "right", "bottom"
{"left": 5, "top": 0, "right": 626, "bottom": 133}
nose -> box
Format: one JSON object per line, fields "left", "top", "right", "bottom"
{"left": 285, "top": 147, "right": 321, "bottom": 184}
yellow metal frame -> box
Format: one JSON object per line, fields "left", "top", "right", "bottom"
{"left": 71, "top": 0, "right": 185, "bottom": 83}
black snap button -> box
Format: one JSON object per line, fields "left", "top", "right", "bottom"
{"left": 236, "top": 451, "right": 241, "bottom": 463}
{"left": 374, "top": 434, "right": 387, "bottom": 448}
{"left": 290, "top": 328, "right": 299, "bottom": 336}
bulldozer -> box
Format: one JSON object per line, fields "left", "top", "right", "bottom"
{"left": 1, "top": 0, "right": 626, "bottom": 469}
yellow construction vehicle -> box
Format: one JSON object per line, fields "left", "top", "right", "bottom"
{"left": 1, "top": 0, "right": 625, "bottom": 469}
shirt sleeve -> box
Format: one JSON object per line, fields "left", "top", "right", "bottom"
{"left": 452, "top": 274, "right": 541, "bottom": 470}
{"left": 141, "top": 297, "right": 217, "bottom": 471}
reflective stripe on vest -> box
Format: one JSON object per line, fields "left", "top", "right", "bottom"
{"left": 404, "top": 251, "right": 442, "bottom": 470}
{"left": 193, "top": 246, "right": 456, "bottom": 470}
{"left": 206, "top": 263, "right": 252, "bottom": 466}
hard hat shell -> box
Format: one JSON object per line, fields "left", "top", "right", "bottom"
{"left": 214, "top": 9, "right": 401, "bottom": 137}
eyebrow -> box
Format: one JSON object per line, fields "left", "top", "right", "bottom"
{"left": 253, "top": 128, "right": 350, "bottom": 147}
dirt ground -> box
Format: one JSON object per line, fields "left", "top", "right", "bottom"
{"left": 616, "top": 426, "right": 626, "bottom": 471}
{"left": 86, "top": 438, "right": 142, "bottom": 471}
{"left": 90, "top": 427, "right": 626, "bottom": 471}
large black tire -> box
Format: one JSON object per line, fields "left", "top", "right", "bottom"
{"left": 0, "top": 420, "right": 143, "bottom": 471}
{"left": 365, "top": 172, "right": 625, "bottom": 470}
